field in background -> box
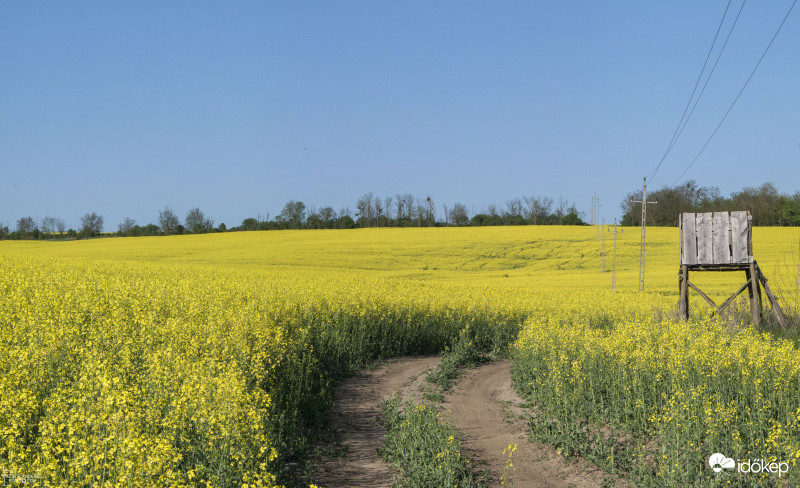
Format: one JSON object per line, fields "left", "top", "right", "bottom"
{"left": 4, "top": 225, "right": 799, "bottom": 296}
{"left": 2, "top": 226, "right": 799, "bottom": 487}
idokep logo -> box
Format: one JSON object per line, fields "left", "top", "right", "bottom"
{"left": 709, "top": 453, "right": 735, "bottom": 473}
{"left": 708, "top": 452, "right": 790, "bottom": 478}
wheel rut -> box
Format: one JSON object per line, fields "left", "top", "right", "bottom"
{"left": 311, "top": 358, "right": 621, "bottom": 488}
{"left": 442, "top": 360, "right": 618, "bottom": 488}
{"left": 310, "top": 356, "right": 439, "bottom": 488}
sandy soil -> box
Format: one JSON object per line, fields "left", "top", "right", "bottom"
{"left": 442, "top": 360, "right": 619, "bottom": 488}
{"left": 309, "top": 356, "right": 440, "bottom": 488}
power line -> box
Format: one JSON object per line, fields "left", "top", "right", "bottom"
{"left": 647, "top": 0, "right": 734, "bottom": 182}
{"left": 652, "top": 0, "right": 747, "bottom": 186}
{"left": 671, "top": 0, "right": 798, "bottom": 186}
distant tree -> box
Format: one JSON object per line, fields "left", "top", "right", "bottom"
{"left": 471, "top": 213, "right": 501, "bottom": 226}
{"left": 425, "top": 196, "right": 435, "bottom": 226}
{"left": 731, "top": 182, "right": 782, "bottom": 226}
{"left": 159, "top": 207, "right": 179, "bottom": 235}
{"left": 55, "top": 218, "right": 66, "bottom": 236}
{"left": 319, "top": 207, "right": 336, "bottom": 228}
{"left": 17, "top": 216, "right": 37, "bottom": 238}
{"left": 0, "top": 224, "right": 8, "bottom": 239}
{"left": 218, "top": 222, "right": 227, "bottom": 232}
{"left": 505, "top": 198, "right": 523, "bottom": 219}
{"left": 782, "top": 193, "right": 800, "bottom": 226}
{"left": 185, "top": 207, "right": 213, "bottom": 233}
{"left": 130, "top": 223, "right": 160, "bottom": 236}
{"left": 306, "top": 206, "right": 323, "bottom": 229}
{"left": 394, "top": 193, "right": 405, "bottom": 223}
{"left": 374, "top": 198, "right": 384, "bottom": 227}
{"left": 356, "top": 193, "right": 375, "bottom": 227}
{"left": 449, "top": 203, "right": 469, "bottom": 226}
{"left": 80, "top": 212, "right": 104, "bottom": 237}
{"left": 560, "top": 205, "right": 585, "bottom": 225}
{"left": 414, "top": 197, "right": 426, "bottom": 226}
{"left": 40, "top": 216, "right": 58, "bottom": 236}
{"left": 118, "top": 217, "right": 136, "bottom": 236}
{"left": 384, "top": 197, "right": 394, "bottom": 226}
{"left": 336, "top": 214, "right": 355, "bottom": 229}
{"left": 524, "top": 196, "right": 553, "bottom": 225}
{"left": 278, "top": 200, "right": 306, "bottom": 229}
{"left": 241, "top": 218, "right": 259, "bottom": 231}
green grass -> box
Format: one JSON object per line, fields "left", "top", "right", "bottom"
{"left": 379, "top": 396, "right": 486, "bottom": 488}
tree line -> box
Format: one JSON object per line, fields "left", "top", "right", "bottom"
{"left": 0, "top": 193, "right": 586, "bottom": 240}
{"left": 3, "top": 181, "right": 798, "bottom": 241}
{"left": 620, "top": 181, "right": 800, "bottom": 227}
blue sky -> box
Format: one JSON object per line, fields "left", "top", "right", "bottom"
{"left": 2, "top": 1, "right": 799, "bottom": 230}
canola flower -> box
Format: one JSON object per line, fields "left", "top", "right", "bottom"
{"left": 0, "top": 226, "right": 798, "bottom": 486}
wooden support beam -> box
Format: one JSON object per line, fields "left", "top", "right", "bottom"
{"left": 687, "top": 280, "right": 717, "bottom": 308}
{"left": 755, "top": 263, "right": 789, "bottom": 329}
{"left": 717, "top": 278, "right": 753, "bottom": 315}
{"left": 748, "top": 262, "right": 762, "bottom": 326}
{"left": 685, "top": 277, "right": 753, "bottom": 317}
{"left": 678, "top": 265, "right": 689, "bottom": 320}
{"left": 685, "top": 264, "right": 751, "bottom": 271}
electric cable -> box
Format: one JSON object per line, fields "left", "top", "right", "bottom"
{"left": 671, "top": 0, "right": 797, "bottom": 185}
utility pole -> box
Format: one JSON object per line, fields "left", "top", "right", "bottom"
{"left": 612, "top": 219, "right": 617, "bottom": 290}
{"left": 630, "top": 178, "right": 657, "bottom": 292}
{"left": 594, "top": 194, "right": 601, "bottom": 240}
{"left": 601, "top": 218, "right": 605, "bottom": 272}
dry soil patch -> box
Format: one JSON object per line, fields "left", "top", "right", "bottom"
{"left": 442, "top": 360, "right": 619, "bottom": 488}
{"left": 310, "top": 356, "right": 439, "bottom": 488}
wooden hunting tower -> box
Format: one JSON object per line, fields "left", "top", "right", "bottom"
{"left": 678, "top": 211, "right": 786, "bottom": 327}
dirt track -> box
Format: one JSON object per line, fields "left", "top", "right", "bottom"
{"left": 443, "top": 360, "right": 613, "bottom": 487}
{"left": 310, "top": 356, "right": 439, "bottom": 488}
{"left": 312, "top": 358, "right": 618, "bottom": 488}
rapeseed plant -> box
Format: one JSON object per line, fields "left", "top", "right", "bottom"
{"left": 1, "top": 226, "right": 797, "bottom": 486}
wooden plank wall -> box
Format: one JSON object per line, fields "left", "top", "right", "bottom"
{"left": 730, "top": 211, "right": 750, "bottom": 263}
{"left": 697, "top": 212, "right": 713, "bottom": 264}
{"left": 712, "top": 213, "right": 731, "bottom": 264}
{"left": 680, "top": 211, "right": 752, "bottom": 265}
{"left": 681, "top": 214, "right": 698, "bottom": 265}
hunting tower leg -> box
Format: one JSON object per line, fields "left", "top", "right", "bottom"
{"left": 678, "top": 265, "right": 689, "bottom": 321}
{"left": 747, "top": 262, "right": 762, "bottom": 326}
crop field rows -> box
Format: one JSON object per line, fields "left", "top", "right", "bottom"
{"left": 1, "top": 226, "right": 799, "bottom": 487}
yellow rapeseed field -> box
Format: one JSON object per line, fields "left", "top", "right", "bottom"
{"left": 1, "top": 225, "right": 799, "bottom": 486}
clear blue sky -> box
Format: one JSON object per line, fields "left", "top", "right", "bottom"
{"left": 2, "top": 1, "right": 799, "bottom": 230}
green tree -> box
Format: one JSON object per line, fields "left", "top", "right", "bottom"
{"left": 241, "top": 218, "right": 259, "bottom": 231}
{"left": 16, "top": 216, "right": 36, "bottom": 239}
{"left": 278, "top": 201, "right": 306, "bottom": 229}
{"left": 118, "top": 217, "right": 136, "bottom": 236}
{"left": 185, "top": 207, "right": 213, "bottom": 233}
{"left": 80, "top": 212, "right": 104, "bottom": 237}
{"left": 159, "top": 207, "right": 179, "bottom": 235}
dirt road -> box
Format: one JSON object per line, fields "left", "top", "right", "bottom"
{"left": 310, "top": 356, "right": 439, "bottom": 488}
{"left": 312, "top": 357, "right": 619, "bottom": 488}
{"left": 442, "top": 360, "right": 614, "bottom": 488}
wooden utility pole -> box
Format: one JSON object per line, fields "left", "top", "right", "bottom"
{"left": 612, "top": 219, "right": 617, "bottom": 290}
{"left": 631, "top": 178, "right": 657, "bottom": 292}
{"left": 601, "top": 218, "right": 605, "bottom": 272}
